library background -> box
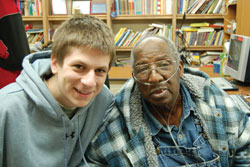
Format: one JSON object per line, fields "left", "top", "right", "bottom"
{"left": 20, "top": 0, "right": 250, "bottom": 102}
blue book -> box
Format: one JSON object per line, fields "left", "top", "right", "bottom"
{"left": 115, "top": 30, "right": 127, "bottom": 46}
{"left": 135, "top": 0, "right": 142, "bottom": 14}
{"left": 117, "top": 29, "right": 131, "bottom": 47}
{"left": 201, "top": 0, "right": 214, "bottom": 14}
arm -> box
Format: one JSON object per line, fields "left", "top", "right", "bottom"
{"left": 233, "top": 114, "right": 250, "bottom": 166}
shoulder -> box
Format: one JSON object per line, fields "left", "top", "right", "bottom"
{"left": 0, "top": 82, "right": 24, "bottom": 101}
{"left": 0, "top": 83, "right": 29, "bottom": 115}
{"left": 89, "top": 105, "right": 128, "bottom": 147}
{"left": 96, "top": 85, "right": 114, "bottom": 101}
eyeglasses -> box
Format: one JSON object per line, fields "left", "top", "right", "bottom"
{"left": 132, "top": 60, "right": 178, "bottom": 86}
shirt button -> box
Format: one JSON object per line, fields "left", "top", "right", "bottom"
{"left": 222, "top": 146, "right": 227, "bottom": 151}
{"left": 178, "top": 134, "right": 183, "bottom": 139}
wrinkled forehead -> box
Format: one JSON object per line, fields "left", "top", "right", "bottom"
{"left": 134, "top": 39, "right": 176, "bottom": 63}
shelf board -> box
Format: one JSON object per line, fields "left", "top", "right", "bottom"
{"left": 177, "top": 14, "right": 224, "bottom": 19}
{"left": 22, "top": 16, "right": 43, "bottom": 21}
{"left": 112, "top": 14, "right": 172, "bottom": 20}
{"left": 116, "top": 47, "right": 133, "bottom": 51}
{"left": 48, "top": 15, "right": 107, "bottom": 21}
{"left": 224, "top": 31, "right": 233, "bottom": 35}
{"left": 116, "top": 46, "right": 223, "bottom": 51}
{"left": 188, "top": 46, "right": 223, "bottom": 51}
{"left": 228, "top": 2, "right": 237, "bottom": 7}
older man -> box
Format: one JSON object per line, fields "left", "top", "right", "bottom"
{"left": 82, "top": 36, "right": 250, "bottom": 167}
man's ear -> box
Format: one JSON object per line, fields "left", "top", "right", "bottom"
{"left": 50, "top": 53, "right": 58, "bottom": 74}
{"left": 178, "top": 61, "right": 184, "bottom": 77}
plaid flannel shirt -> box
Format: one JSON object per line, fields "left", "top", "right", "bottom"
{"left": 82, "top": 67, "right": 250, "bottom": 167}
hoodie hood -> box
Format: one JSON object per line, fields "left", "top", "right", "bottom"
{"left": 16, "top": 51, "right": 61, "bottom": 122}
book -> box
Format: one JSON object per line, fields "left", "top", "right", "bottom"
{"left": 124, "top": 32, "right": 136, "bottom": 46}
{"left": 207, "top": 0, "right": 218, "bottom": 14}
{"left": 114, "top": 27, "right": 127, "bottom": 43}
{"left": 201, "top": 0, "right": 214, "bottom": 14}
{"left": 200, "top": 55, "right": 219, "bottom": 65}
{"left": 122, "top": 32, "right": 134, "bottom": 46}
{"left": 117, "top": 29, "right": 132, "bottom": 47}
{"left": 197, "top": 27, "right": 214, "bottom": 32}
{"left": 186, "top": 0, "right": 199, "bottom": 13}
{"left": 131, "top": 32, "right": 142, "bottom": 46}
{"left": 166, "top": 0, "right": 172, "bottom": 14}
{"left": 182, "top": 27, "right": 198, "bottom": 32}
{"left": 190, "top": 22, "right": 210, "bottom": 27}
{"left": 134, "top": 0, "right": 142, "bottom": 14}
{"left": 213, "top": 0, "right": 223, "bottom": 14}
{"left": 115, "top": 28, "right": 129, "bottom": 46}
{"left": 191, "top": 0, "right": 206, "bottom": 14}
{"left": 196, "top": 0, "right": 210, "bottom": 14}
{"left": 72, "top": 1, "right": 91, "bottom": 14}
{"left": 51, "top": 0, "right": 67, "bottom": 14}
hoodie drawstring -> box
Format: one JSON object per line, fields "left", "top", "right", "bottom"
{"left": 78, "top": 116, "right": 90, "bottom": 167}
{"left": 62, "top": 115, "right": 68, "bottom": 167}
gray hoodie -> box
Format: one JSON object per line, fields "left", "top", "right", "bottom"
{"left": 0, "top": 51, "right": 115, "bottom": 167}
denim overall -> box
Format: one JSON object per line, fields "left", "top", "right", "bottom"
{"left": 152, "top": 113, "right": 221, "bottom": 167}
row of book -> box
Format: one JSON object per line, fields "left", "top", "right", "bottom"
{"left": 26, "top": 29, "right": 44, "bottom": 44}
{"left": 177, "top": 0, "right": 225, "bottom": 14}
{"left": 177, "top": 29, "right": 224, "bottom": 46}
{"left": 191, "top": 51, "right": 221, "bottom": 66}
{"left": 114, "top": 23, "right": 172, "bottom": 47}
{"left": 111, "top": 0, "right": 173, "bottom": 15}
{"left": 19, "top": 0, "right": 42, "bottom": 16}
{"left": 176, "top": 22, "right": 224, "bottom": 47}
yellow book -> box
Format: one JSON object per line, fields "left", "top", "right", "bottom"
{"left": 190, "top": 22, "right": 210, "bottom": 27}
{"left": 114, "top": 28, "right": 127, "bottom": 43}
{"left": 182, "top": 28, "right": 198, "bottom": 32}
{"left": 131, "top": 33, "right": 142, "bottom": 46}
{"left": 214, "top": 31, "right": 221, "bottom": 46}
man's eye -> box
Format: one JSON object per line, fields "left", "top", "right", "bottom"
{"left": 74, "top": 64, "right": 83, "bottom": 69}
{"left": 136, "top": 65, "right": 149, "bottom": 73}
{"left": 96, "top": 69, "right": 106, "bottom": 73}
{"left": 157, "top": 61, "right": 172, "bottom": 67}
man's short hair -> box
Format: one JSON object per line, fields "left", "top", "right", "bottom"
{"left": 52, "top": 15, "right": 115, "bottom": 68}
{"left": 130, "top": 35, "right": 180, "bottom": 69}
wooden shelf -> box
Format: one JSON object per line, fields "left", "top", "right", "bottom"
{"left": 224, "top": 31, "right": 233, "bottom": 36}
{"left": 177, "top": 14, "right": 224, "bottom": 19}
{"left": 116, "top": 47, "right": 132, "bottom": 51}
{"left": 48, "top": 15, "right": 107, "bottom": 21}
{"left": 109, "top": 66, "right": 132, "bottom": 80}
{"left": 116, "top": 46, "right": 223, "bottom": 52}
{"left": 22, "top": 16, "right": 43, "bottom": 21}
{"left": 188, "top": 46, "right": 223, "bottom": 51}
{"left": 112, "top": 14, "right": 173, "bottom": 20}
{"left": 228, "top": 2, "right": 237, "bottom": 7}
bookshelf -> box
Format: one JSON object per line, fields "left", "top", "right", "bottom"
{"left": 224, "top": 0, "right": 250, "bottom": 41}
{"left": 21, "top": 0, "right": 226, "bottom": 47}
{"left": 21, "top": 0, "right": 244, "bottom": 65}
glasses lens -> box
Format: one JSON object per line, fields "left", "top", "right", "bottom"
{"left": 134, "top": 60, "right": 177, "bottom": 82}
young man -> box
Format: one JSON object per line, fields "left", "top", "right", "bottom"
{"left": 0, "top": 15, "right": 115, "bottom": 167}
{"left": 82, "top": 36, "right": 250, "bottom": 167}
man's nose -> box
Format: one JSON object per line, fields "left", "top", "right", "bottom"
{"left": 148, "top": 67, "right": 164, "bottom": 83}
{"left": 80, "top": 70, "right": 96, "bottom": 87}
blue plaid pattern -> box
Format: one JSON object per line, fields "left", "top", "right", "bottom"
{"left": 81, "top": 67, "right": 250, "bottom": 167}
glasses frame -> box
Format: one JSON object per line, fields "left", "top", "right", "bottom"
{"left": 132, "top": 60, "right": 179, "bottom": 86}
